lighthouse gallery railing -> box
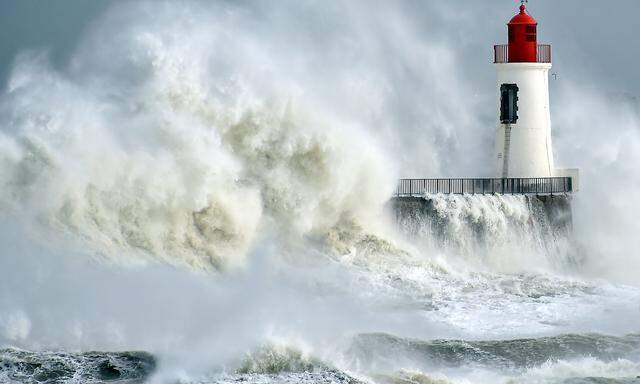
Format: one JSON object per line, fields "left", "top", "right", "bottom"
{"left": 494, "top": 44, "right": 551, "bottom": 63}
{"left": 395, "top": 177, "right": 572, "bottom": 197}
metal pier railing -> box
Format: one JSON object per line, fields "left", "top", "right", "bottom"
{"left": 494, "top": 44, "right": 552, "bottom": 64}
{"left": 395, "top": 177, "right": 572, "bottom": 197}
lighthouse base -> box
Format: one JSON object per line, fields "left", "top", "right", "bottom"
{"left": 389, "top": 194, "right": 577, "bottom": 269}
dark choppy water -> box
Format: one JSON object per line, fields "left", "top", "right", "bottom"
{"left": 349, "top": 333, "right": 640, "bottom": 370}
{"left": 3, "top": 333, "right": 639, "bottom": 383}
{"left": 0, "top": 349, "right": 155, "bottom": 383}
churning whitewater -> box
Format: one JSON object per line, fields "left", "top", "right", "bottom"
{"left": 0, "top": 1, "right": 639, "bottom": 383}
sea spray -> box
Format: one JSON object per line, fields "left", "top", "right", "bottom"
{"left": 390, "top": 194, "right": 579, "bottom": 274}
{"left": 0, "top": 3, "right": 394, "bottom": 270}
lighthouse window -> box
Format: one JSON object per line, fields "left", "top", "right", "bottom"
{"left": 500, "top": 83, "right": 519, "bottom": 124}
{"left": 525, "top": 25, "right": 536, "bottom": 42}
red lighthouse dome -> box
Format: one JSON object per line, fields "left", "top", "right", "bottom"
{"left": 507, "top": 3, "right": 538, "bottom": 62}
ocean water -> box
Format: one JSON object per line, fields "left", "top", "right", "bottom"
{"left": 1, "top": 192, "right": 639, "bottom": 383}
{"left": 1, "top": 1, "right": 639, "bottom": 383}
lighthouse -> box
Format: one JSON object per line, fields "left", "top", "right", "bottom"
{"left": 493, "top": 2, "right": 573, "bottom": 182}
{"left": 394, "top": 1, "right": 577, "bottom": 198}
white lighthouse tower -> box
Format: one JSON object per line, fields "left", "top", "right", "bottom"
{"left": 493, "top": 2, "right": 577, "bottom": 186}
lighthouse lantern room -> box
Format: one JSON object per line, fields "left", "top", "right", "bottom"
{"left": 507, "top": 2, "right": 538, "bottom": 63}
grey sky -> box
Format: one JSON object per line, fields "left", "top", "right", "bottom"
{"left": 0, "top": 0, "right": 111, "bottom": 85}
{"left": 0, "top": 0, "right": 639, "bottom": 95}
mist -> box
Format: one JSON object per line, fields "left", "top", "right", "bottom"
{"left": 1, "top": 1, "right": 639, "bottom": 383}
{"left": 2, "top": 0, "right": 637, "bottom": 280}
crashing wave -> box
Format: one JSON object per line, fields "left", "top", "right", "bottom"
{"left": 390, "top": 194, "right": 580, "bottom": 273}
{"left": 0, "top": 9, "right": 393, "bottom": 271}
